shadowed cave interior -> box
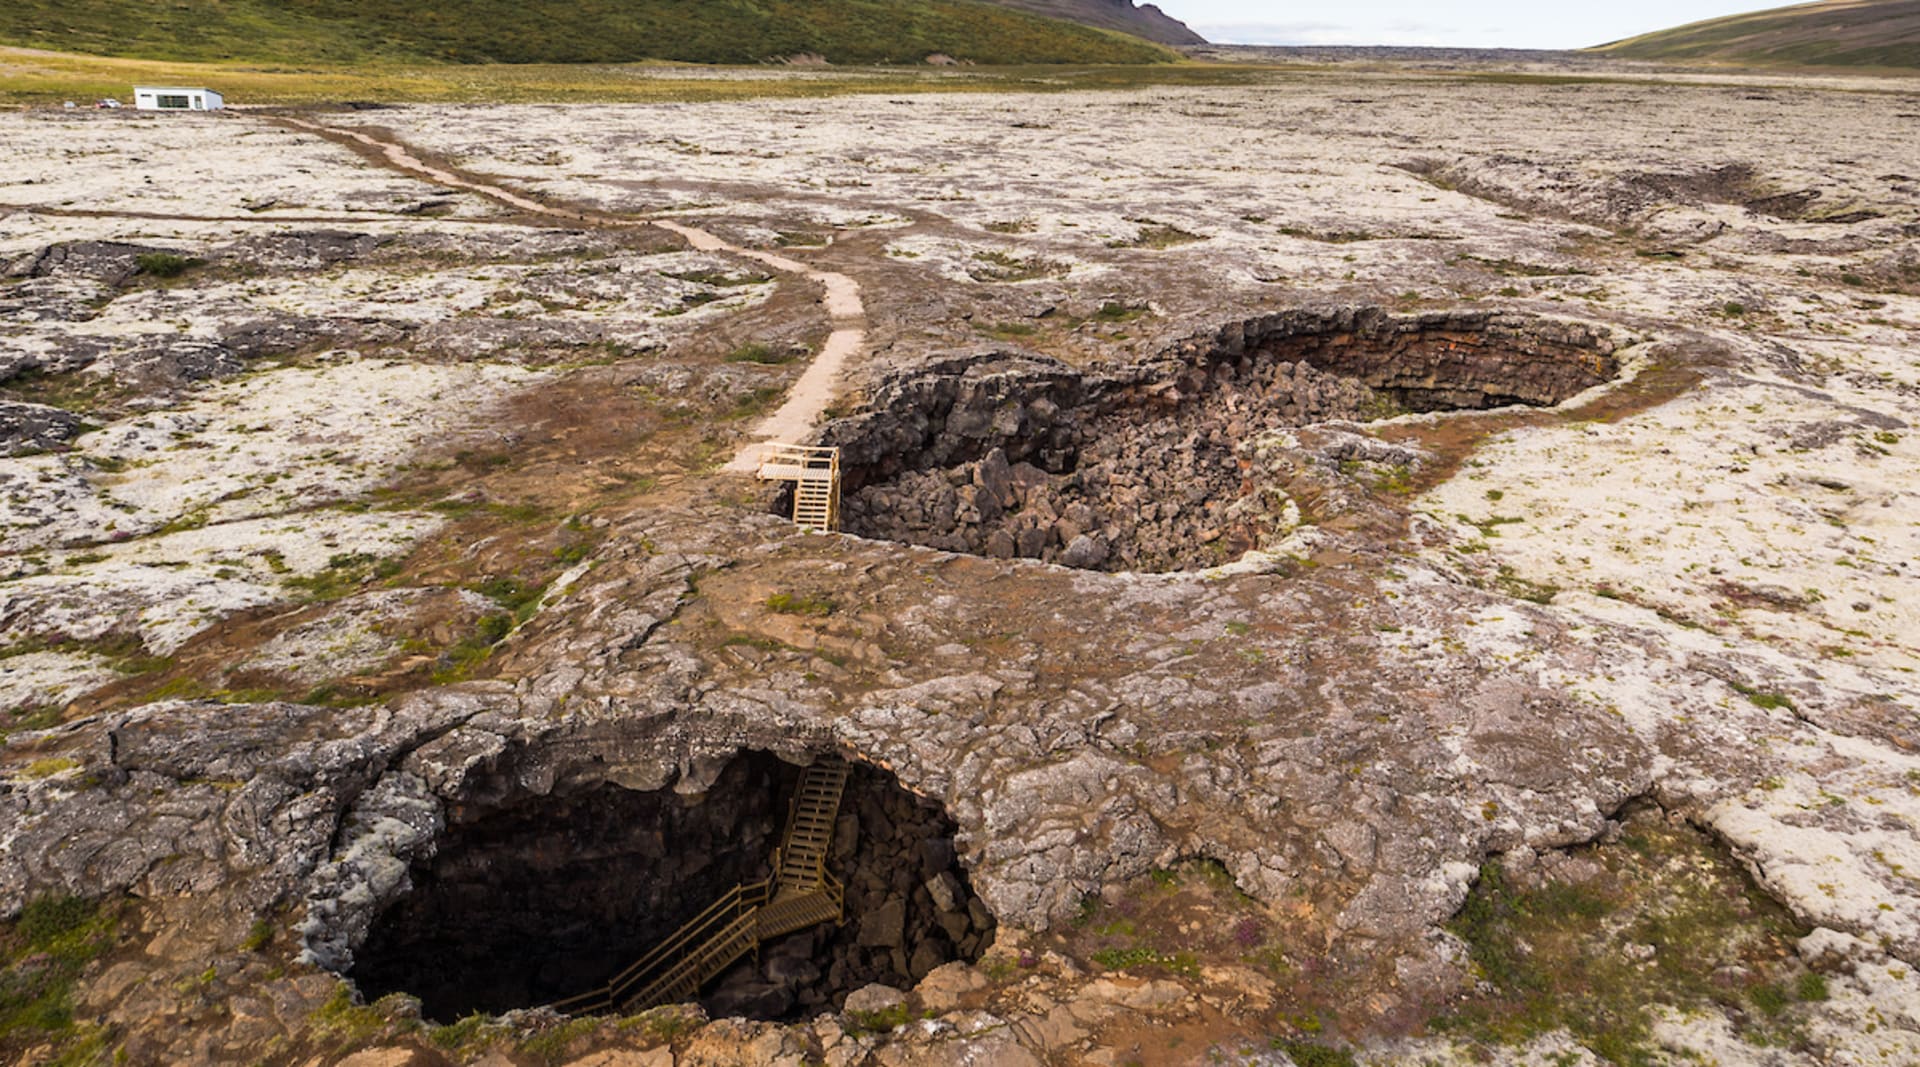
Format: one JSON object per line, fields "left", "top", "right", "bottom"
{"left": 348, "top": 751, "right": 994, "bottom": 1022}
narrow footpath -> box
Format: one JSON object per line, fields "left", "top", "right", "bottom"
{"left": 274, "top": 116, "right": 867, "bottom": 474}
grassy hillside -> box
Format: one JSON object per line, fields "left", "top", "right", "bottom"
{"left": 0, "top": 0, "right": 1173, "bottom": 67}
{"left": 983, "top": 0, "right": 1205, "bottom": 45}
{"left": 0, "top": 45, "right": 1263, "bottom": 107}
{"left": 1595, "top": 0, "right": 1920, "bottom": 68}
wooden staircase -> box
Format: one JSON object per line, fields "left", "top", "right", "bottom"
{"left": 754, "top": 444, "right": 841, "bottom": 531}
{"left": 777, "top": 760, "right": 848, "bottom": 893}
{"left": 549, "top": 760, "right": 853, "bottom": 1017}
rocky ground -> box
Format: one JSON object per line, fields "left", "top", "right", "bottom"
{"left": 0, "top": 60, "right": 1917, "bottom": 1067}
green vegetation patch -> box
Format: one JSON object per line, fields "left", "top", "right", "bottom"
{"left": 765, "top": 592, "right": 836, "bottom": 617}
{"left": 1107, "top": 220, "right": 1203, "bottom": 249}
{"left": 518, "top": 1015, "right": 600, "bottom": 1061}
{"left": 0, "top": 895, "right": 123, "bottom": 1059}
{"left": 844, "top": 1001, "right": 926, "bottom": 1035}
{"left": 0, "top": 50, "right": 1267, "bottom": 108}
{"left": 1269, "top": 1038, "right": 1358, "bottom": 1067}
{"left": 967, "top": 249, "right": 1066, "bottom": 283}
{"left": 1060, "top": 858, "right": 1263, "bottom": 985}
{"left": 725, "top": 342, "right": 798, "bottom": 365}
{"left": 313, "top": 984, "right": 420, "bottom": 1044}
{"left": 0, "top": 706, "right": 64, "bottom": 740}
{"left": 283, "top": 551, "right": 406, "bottom": 601}
{"left": 134, "top": 252, "right": 199, "bottom": 279}
{"left": 0, "top": 0, "right": 1173, "bottom": 68}
{"left": 1731, "top": 681, "right": 1796, "bottom": 712}
{"left": 1595, "top": 2, "right": 1920, "bottom": 69}
{"left": 1432, "top": 808, "right": 1819, "bottom": 1063}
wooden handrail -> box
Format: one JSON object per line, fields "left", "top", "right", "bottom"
{"left": 605, "top": 885, "right": 747, "bottom": 992}
{"left": 757, "top": 443, "right": 839, "bottom": 464}
{"left": 558, "top": 876, "right": 769, "bottom": 1013}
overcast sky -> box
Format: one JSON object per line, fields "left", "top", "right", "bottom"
{"left": 1163, "top": 1, "right": 1790, "bottom": 50}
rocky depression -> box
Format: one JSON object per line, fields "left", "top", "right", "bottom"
{"left": 825, "top": 306, "right": 1618, "bottom": 572}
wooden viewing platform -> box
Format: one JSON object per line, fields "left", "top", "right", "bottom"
{"left": 751, "top": 443, "right": 842, "bottom": 532}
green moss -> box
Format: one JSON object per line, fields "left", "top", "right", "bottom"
{"left": 766, "top": 592, "right": 836, "bottom": 617}
{"left": 427, "top": 498, "right": 551, "bottom": 524}
{"left": 1372, "top": 464, "right": 1416, "bottom": 495}
{"left": 978, "top": 321, "right": 1038, "bottom": 339}
{"left": 666, "top": 269, "right": 770, "bottom": 288}
{"left": 615, "top": 1003, "right": 702, "bottom": 1042}
{"left": 283, "top": 551, "right": 407, "bottom": 602}
{"left": 0, "top": 895, "right": 121, "bottom": 1054}
{"left": 43, "top": 1024, "right": 113, "bottom": 1067}
{"left": 979, "top": 954, "right": 1019, "bottom": 982}
{"left": 1454, "top": 253, "right": 1587, "bottom": 278}
{"left": 1731, "top": 682, "right": 1796, "bottom": 711}
{"left": 1269, "top": 1038, "right": 1358, "bottom": 1067}
{"left": 134, "top": 252, "right": 197, "bottom": 279}
{"left": 312, "top": 984, "right": 415, "bottom": 1042}
{"left": 519, "top": 1016, "right": 599, "bottom": 1061}
{"left": 1433, "top": 815, "right": 1814, "bottom": 1062}
{"left": 19, "top": 758, "right": 79, "bottom": 780}
{"left": 845, "top": 1002, "right": 920, "bottom": 1035}
{"left": 728, "top": 385, "right": 786, "bottom": 420}
{"left": 472, "top": 576, "right": 548, "bottom": 619}
{"left": 1796, "top": 972, "right": 1829, "bottom": 1002}
{"left": 1089, "top": 945, "right": 1198, "bottom": 975}
{"left": 430, "top": 612, "right": 515, "bottom": 683}
{"left": 0, "top": 707, "right": 64, "bottom": 740}
{"left": 1092, "top": 301, "right": 1146, "bottom": 323}
{"left": 725, "top": 342, "right": 796, "bottom": 365}
{"left": 428, "top": 1013, "right": 502, "bottom": 1053}
{"left": 552, "top": 539, "right": 595, "bottom": 565}
{"left": 1749, "top": 982, "right": 1791, "bottom": 1017}
{"left": 968, "top": 249, "right": 1063, "bottom": 283}
{"left": 241, "top": 919, "right": 273, "bottom": 953}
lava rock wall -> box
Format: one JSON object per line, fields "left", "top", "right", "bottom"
{"left": 350, "top": 754, "right": 791, "bottom": 1018}
{"left": 824, "top": 306, "right": 1617, "bottom": 572}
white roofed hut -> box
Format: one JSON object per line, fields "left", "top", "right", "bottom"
{"left": 132, "top": 87, "right": 224, "bottom": 111}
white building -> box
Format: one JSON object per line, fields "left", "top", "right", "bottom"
{"left": 132, "top": 87, "right": 224, "bottom": 112}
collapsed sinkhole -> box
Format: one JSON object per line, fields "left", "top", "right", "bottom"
{"left": 811, "top": 306, "right": 1619, "bottom": 573}
{"left": 348, "top": 750, "right": 993, "bottom": 1022}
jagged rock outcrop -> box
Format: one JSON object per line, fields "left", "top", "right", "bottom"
{"left": 0, "top": 400, "right": 83, "bottom": 455}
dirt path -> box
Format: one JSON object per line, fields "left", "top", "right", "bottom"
{"left": 274, "top": 115, "right": 866, "bottom": 475}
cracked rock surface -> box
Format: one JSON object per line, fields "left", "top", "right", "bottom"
{"left": 0, "top": 59, "right": 1918, "bottom": 1067}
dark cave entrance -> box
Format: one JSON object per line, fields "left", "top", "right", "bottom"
{"left": 814, "top": 306, "right": 1620, "bottom": 573}
{"left": 348, "top": 751, "right": 994, "bottom": 1022}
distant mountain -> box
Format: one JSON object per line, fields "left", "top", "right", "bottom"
{"left": 1593, "top": 0, "right": 1920, "bottom": 68}
{"left": 981, "top": 0, "right": 1206, "bottom": 45}
{"left": 0, "top": 0, "right": 1176, "bottom": 67}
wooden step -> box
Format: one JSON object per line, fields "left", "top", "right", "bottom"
{"left": 756, "top": 891, "right": 840, "bottom": 940}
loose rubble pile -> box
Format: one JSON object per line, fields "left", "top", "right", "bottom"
{"left": 831, "top": 307, "right": 1618, "bottom": 571}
